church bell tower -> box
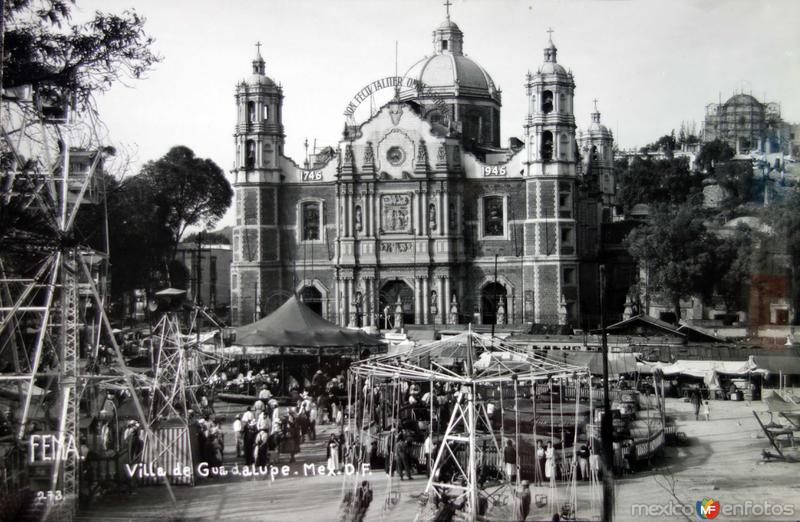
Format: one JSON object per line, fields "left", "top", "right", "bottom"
{"left": 522, "top": 32, "right": 580, "bottom": 325}
{"left": 231, "top": 43, "right": 285, "bottom": 326}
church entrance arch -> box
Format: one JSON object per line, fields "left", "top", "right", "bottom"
{"left": 379, "top": 280, "right": 415, "bottom": 326}
{"left": 481, "top": 282, "right": 507, "bottom": 325}
{"left": 263, "top": 290, "right": 293, "bottom": 318}
{"left": 300, "top": 286, "right": 323, "bottom": 317}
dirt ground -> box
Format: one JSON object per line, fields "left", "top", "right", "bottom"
{"left": 74, "top": 396, "right": 800, "bottom": 521}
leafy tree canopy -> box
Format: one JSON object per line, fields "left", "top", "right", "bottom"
{"left": 616, "top": 156, "right": 702, "bottom": 213}
{"left": 625, "top": 202, "right": 719, "bottom": 322}
{"left": 695, "top": 139, "right": 735, "bottom": 173}
{"left": 3, "top": 0, "right": 160, "bottom": 110}
{"left": 139, "top": 146, "right": 233, "bottom": 257}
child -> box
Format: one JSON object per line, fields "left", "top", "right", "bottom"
{"left": 703, "top": 401, "right": 710, "bottom": 421}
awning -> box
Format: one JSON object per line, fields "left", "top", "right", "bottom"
{"left": 749, "top": 355, "right": 800, "bottom": 375}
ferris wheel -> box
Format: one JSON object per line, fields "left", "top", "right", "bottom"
{"left": 0, "top": 84, "right": 167, "bottom": 520}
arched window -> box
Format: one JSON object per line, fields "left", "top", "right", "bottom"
{"left": 301, "top": 201, "right": 321, "bottom": 240}
{"left": 245, "top": 140, "right": 255, "bottom": 169}
{"left": 262, "top": 104, "right": 269, "bottom": 121}
{"left": 542, "top": 90, "right": 554, "bottom": 114}
{"left": 247, "top": 101, "right": 256, "bottom": 123}
{"left": 559, "top": 134, "right": 569, "bottom": 160}
{"left": 482, "top": 196, "right": 504, "bottom": 237}
{"left": 541, "top": 131, "right": 553, "bottom": 161}
{"left": 591, "top": 145, "right": 599, "bottom": 163}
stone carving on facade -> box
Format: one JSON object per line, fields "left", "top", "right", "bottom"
{"left": 496, "top": 301, "right": 506, "bottom": 325}
{"left": 394, "top": 296, "right": 404, "bottom": 329}
{"left": 437, "top": 145, "right": 446, "bottom": 162}
{"left": 430, "top": 290, "right": 438, "bottom": 317}
{"left": 355, "top": 205, "right": 363, "bottom": 232}
{"left": 428, "top": 202, "right": 437, "bottom": 231}
{"left": 380, "top": 193, "right": 411, "bottom": 233}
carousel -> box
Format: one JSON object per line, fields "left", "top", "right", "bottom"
{"left": 342, "top": 328, "right": 600, "bottom": 521}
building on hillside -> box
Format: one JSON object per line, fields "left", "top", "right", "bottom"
{"left": 229, "top": 12, "right": 617, "bottom": 329}
{"left": 703, "top": 92, "right": 794, "bottom": 156}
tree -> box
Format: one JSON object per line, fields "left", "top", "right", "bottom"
{"left": 695, "top": 139, "right": 734, "bottom": 173}
{"left": 626, "top": 202, "right": 719, "bottom": 322}
{"left": 714, "top": 159, "right": 758, "bottom": 210}
{"left": 616, "top": 156, "right": 701, "bottom": 213}
{"left": 106, "top": 174, "right": 173, "bottom": 303}
{"left": 139, "top": 146, "right": 233, "bottom": 259}
{"left": 714, "top": 226, "right": 754, "bottom": 314}
{"left": 763, "top": 190, "right": 800, "bottom": 324}
{"left": 3, "top": 0, "right": 160, "bottom": 111}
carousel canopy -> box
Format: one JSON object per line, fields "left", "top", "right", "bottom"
{"left": 232, "top": 295, "right": 383, "bottom": 350}
{"left": 351, "top": 330, "right": 589, "bottom": 384}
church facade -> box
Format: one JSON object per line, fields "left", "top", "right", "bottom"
{"left": 229, "top": 15, "right": 616, "bottom": 328}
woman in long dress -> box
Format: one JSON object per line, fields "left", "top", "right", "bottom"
{"left": 327, "top": 434, "right": 340, "bottom": 471}
{"left": 544, "top": 441, "right": 555, "bottom": 481}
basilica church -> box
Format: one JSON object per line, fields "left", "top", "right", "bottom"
{"left": 229, "top": 12, "right": 617, "bottom": 329}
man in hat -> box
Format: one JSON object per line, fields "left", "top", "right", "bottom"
{"left": 312, "top": 369, "right": 326, "bottom": 398}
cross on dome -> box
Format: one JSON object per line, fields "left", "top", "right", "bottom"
{"left": 252, "top": 41, "right": 265, "bottom": 75}
{"left": 547, "top": 27, "right": 554, "bottom": 42}
{"left": 444, "top": 0, "right": 452, "bottom": 20}
{"left": 591, "top": 99, "right": 602, "bottom": 123}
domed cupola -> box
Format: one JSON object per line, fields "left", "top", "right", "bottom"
{"left": 244, "top": 43, "right": 277, "bottom": 88}
{"left": 538, "top": 33, "right": 569, "bottom": 77}
{"left": 586, "top": 101, "right": 612, "bottom": 139}
{"left": 399, "top": 7, "right": 501, "bottom": 148}
{"left": 434, "top": 18, "right": 464, "bottom": 55}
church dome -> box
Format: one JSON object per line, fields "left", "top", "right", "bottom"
{"left": 586, "top": 104, "right": 612, "bottom": 138}
{"left": 400, "top": 18, "right": 498, "bottom": 102}
{"left": 537, "top": 34, "right": 570, "bottom": 78}
{"left": 243, "top": 45, "right": 278, "bottom": 89}
{"left": 402, "top": 53, "right": 497, "bottom": 98}
{"left": 539, "top": 61, "right": 567, "bottom": 76}
{"left": 437, "top": 19, "right": 461, "bottom": 31}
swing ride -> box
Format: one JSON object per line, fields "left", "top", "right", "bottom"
{"left": 343, "top": 328, "right": 602, "bottom": 521}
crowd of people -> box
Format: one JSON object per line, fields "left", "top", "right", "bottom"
{"left": 226, "top": 367, "right": 352, "bottom": 470}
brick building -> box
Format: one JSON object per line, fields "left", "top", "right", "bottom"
{"left": 230, "top": 14, "right": 615, "bottom": 328}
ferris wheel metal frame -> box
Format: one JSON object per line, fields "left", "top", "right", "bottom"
{"left": 0, "top": 85, "right": 177, "bottom": 520}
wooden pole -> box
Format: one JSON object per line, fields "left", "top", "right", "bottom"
{"left": 599, "top": 265, "right": 614, "bottom": 521}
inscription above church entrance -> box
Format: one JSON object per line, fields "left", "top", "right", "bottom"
{"left": 381, "top": 193, "right": 412, "bottom": 234}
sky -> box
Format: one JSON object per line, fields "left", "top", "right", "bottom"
{"left": 73, "top": 0, "right": 800, "bottom": 228}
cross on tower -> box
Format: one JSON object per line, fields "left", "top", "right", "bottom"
{"left": 444, "top": 0, "right": 452, "bottom": 19}
{"left": 593, "top": 98, "right": 599, "bottom": 111}
{"left": 255, "top": 41, "right": 262, "bottom": 55}
{"left": 546, "top": 27, "right": 554, "bottom": 42}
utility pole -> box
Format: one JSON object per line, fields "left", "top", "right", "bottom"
{"left": 195, "top": 231, "right": 203, "bottom": 306}
{"left": 599, "top": 264, "right": 614, "bottom": 521}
